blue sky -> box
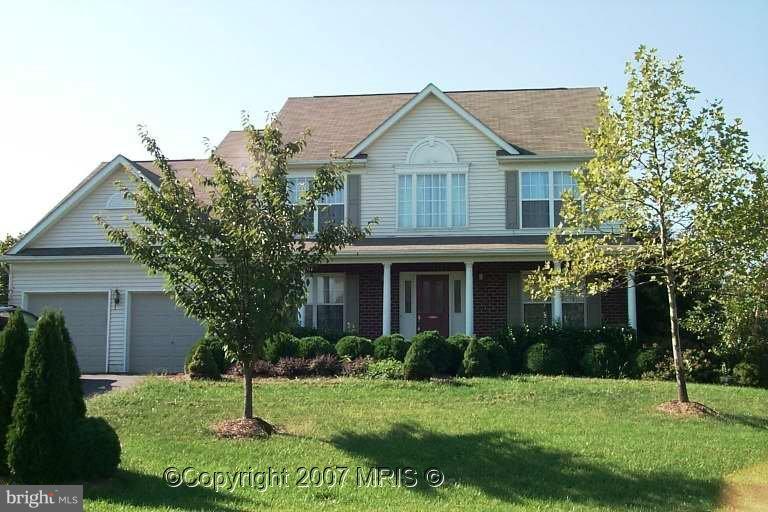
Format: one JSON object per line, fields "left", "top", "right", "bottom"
{"left": 1, "top": 0, "right": 766, "bottom": 237}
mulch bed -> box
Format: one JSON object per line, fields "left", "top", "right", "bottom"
{"left": 212, "top": 417, "right": 277, "bottom": 439}
{"left": 656, "top": 400, "right": 719, "bottom": 418}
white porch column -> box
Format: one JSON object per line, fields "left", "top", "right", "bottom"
{"left": 465, "top": 261, "right": 474, "bottom": 335}
{"left": 627, "top": 271, "right": 638, "bottom": 330}
{"left": 552, "top": 261, "right": 563, "bottom": 325}
{"left": 382, "top": 262, "right": 392, "bottom": 335}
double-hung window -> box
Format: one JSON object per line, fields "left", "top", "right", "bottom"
{"left": 288, "top": 176, "right": 345, "bottom": 232}
{"left": 522, "top": 272, "right": 552, "bottom": 326}
{"left": 397, "top": 172, "right": 467, "bottom": 229}
{"left": 561, "top": 288, "right": 586, "bottom": 328}
{"left": 520, "top": 170, "right": 580, "bottom": 228}
{"left": 305, "top": 274, "right": 345, "bottom": 333}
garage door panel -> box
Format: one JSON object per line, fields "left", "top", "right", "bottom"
{"left": 26, "top": 293, "right": 108, "bottom": 373}
{"left": 129, "top": 293, "right": 204, "bottom": 373}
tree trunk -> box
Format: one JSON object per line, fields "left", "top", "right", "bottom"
{"left": 243, "top": 363, "right": 253, "bottom": 419}
{"left": 665, "top": 278, "right": 690, "bottom": 403}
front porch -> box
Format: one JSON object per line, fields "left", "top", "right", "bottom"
{"left": 302, "top": 259, "right": 637, "bottom": 340}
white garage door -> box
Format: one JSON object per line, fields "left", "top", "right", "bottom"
{"left": 26, "top": 292, "right": 108, "bottom": 373}
{"left": 129, "top": 292, "right": 204, "bottom": 373}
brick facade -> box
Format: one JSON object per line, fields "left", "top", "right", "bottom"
{"left": 313, "top": 260, "right": 629, "bottom": 339}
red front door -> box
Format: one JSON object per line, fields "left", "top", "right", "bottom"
{"left": 417, "top": 275, "right": 449, "bottom": 337}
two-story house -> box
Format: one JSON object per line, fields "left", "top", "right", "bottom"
{"left": 2, "top": 84, "right": 635, "bottom": 374}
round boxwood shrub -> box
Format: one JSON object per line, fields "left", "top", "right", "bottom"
{"left": 732, "top": 362, "right": 760, "bottom": 387}
{"left": 186, "top": 343, "right": 220, "bottom": 379}
{"left": 525, "top": 343, "right": 566, "bottom": 375}
{"left": 373, "top": 334, "right": 408, "bottom": 361}
{"left": 264, "top": 333, "right": 299, "bottom": 363}
{"left": 462, "top": 338, "right": 492, "bottom": 377}
{"left": 580, "top": 343, "right": 620, "bottom": 378}
{"left": 446, "top": 334, "right": 473, "bottom": 354}
{"left": 635, "top": 348, "right": 660, "bottom": 377}
{"left": 336, "top": 336, "right": 374, "bottom": 359}
{"left": 408, "top": 331, "right": 457, "bottom": 375}
{"left": 297, "top": 336, "right": 335, "bottom": 359}
{"left": 403, "top": 345, "right": 435, "bottom": 380}
{"left": 184, "top": 336, "right": 228, "bottom": 374}
{"left": 71, "top": 417, "right": 121, "bottom": 479}
{"left": 479, "top": 337, "right": 509, "bottom": 375}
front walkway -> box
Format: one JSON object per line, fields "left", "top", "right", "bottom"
{"left": 81, "top": 374, "right": 144, "bottom": 397}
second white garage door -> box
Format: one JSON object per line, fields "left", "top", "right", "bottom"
{"left": 129, "top": 292, "right": 204, "bottom": 373}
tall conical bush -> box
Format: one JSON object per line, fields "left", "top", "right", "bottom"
{"left": 6, "top": 311, "right": 74, "bottom": 483}
{"left": 56, "top": 313, "right": 86, "bottom": 418}
{"left": 0, "top": 311, "right": 29, "bottom": 475}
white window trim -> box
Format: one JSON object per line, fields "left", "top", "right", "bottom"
{"left": 518, "top": 170, "right": 579, "bottom": 231}
{"left": 288, "top": 174, "right": 347, "bottom": 233}
{"left": 105, "top": 192, "right": 134, "bottom": 210}
{"left": 305, "top": 273, "right": 345, "bottom": 330}
{"left": 395, "top": 164, "right": 470, "bottom": 231}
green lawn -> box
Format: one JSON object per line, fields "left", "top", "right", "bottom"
{"left": 85, "top": 376, "right": 768, "bottom": 511}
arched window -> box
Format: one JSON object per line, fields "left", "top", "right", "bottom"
{"left": 396, "top": 137, "right": 468, "bottom": 229}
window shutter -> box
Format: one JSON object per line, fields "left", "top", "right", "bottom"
{"left": 586, "top": 293, "right": 602, "bottom": 328}
{"left": 344, "top": 273, "right": 360, "bottom": 333}
{"left": 507, "top": 272, "right": 522, "bottom": 326}
{"left": 505, "top": 170, "right": 519, "bottom": 229}
{"left": 347, "top": 174, "right": 361, "bottom": 227}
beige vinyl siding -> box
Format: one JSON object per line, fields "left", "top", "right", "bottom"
{"left": 29, "top": 168, "right": 142, "bottom": 248}
{"left": 10, "top": 261, "right": 165, "bottom": 372}
{"left": 359, "top": 95, "right": 585, "bottom": 236}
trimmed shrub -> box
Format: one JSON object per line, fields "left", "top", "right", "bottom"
{"left": 185, "top": 336, "right": 228, "bottom": 374}
{"left": 290, "top": 325, "right": 350, "bottom": 344}
{"left": 71, "top": 417, "right": 121, "bottom": 479}
{"left": 0, "top": 310, "right": 29, "bottom": 475}
{"left": 6, "top": 311, "right": 75, "bottom": 483}
{"left": 407, "top": 331, "right": 457, "bottom": 375}
{"left": 732, "top": 362, "right": 760, "bottom": 387}
{"left": 336, "top": 336, "right": 374, "bottom": 359}
{"left": 447, "top": 334, "right": 474, "bottom": 354}
{"left": 479, "top": 337, "right": 509, "bottom": 375}
{"left": 580, "top": 343, "right": 620, "bottom": 378}
{"left": 297, "top": 336, "right": 335, "bottom": 359}
{"left": 462, "top": 338, "right": 492, "bottom": 377}
{"left": 403, "top": 345, "right": 435, "bottom": 380}
{"left": 308, "top": 354, "right": 342, "bottom": 376}
{"left": 264, "top": 333, "right": 299, "bottom": 363}
{"left": 365, "top": 359, "right": 404, "bottom": 380}
{"left": 274, "top": 357, "right": 310, "bottom": 378}
{"left": 57, "top": 314, "right": 86, "bottom": 418}
{"left": 342, "top": 357, "right": 372, "bottom": 377}
{"left": 635, "top": 348, "right": 660, "bottom": 376}
{"left": 186, "top": 343, "right": 220, "bottom": 379}
{"left": 525, "top": 343, "right": 566, "bottom": 375}
{"left": 373, "top": 334, "right": 408, "bottom": 361}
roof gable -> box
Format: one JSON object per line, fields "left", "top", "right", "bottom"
{"left": 344, "top": 83, "right": 519, "bottom": 158}
{"left": 7, "top": 155, "right": 153, "bottom": 255}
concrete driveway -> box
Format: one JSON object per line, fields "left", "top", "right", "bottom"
{"left": 81, "top": 374, "right": 145, "bottom": 397}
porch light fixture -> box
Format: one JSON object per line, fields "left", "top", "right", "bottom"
{"left": 113, "top": 289, "right": 121, "bottom": 308}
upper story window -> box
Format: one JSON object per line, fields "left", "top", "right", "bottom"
{"left": 396, "top": 137, "right": 468, "bottom": 230}
{"left": 520, "top": 170, "right": 579, "bottom": 229}
{"left": 288, "top": 176, "right": 345, "bottom": 232}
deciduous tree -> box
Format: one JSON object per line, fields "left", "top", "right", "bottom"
{"left": 526, "top": 46, "right": 767, "bottom": 403}
{"left": 100, "top": 115, "right": 373, "bottom": 421}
